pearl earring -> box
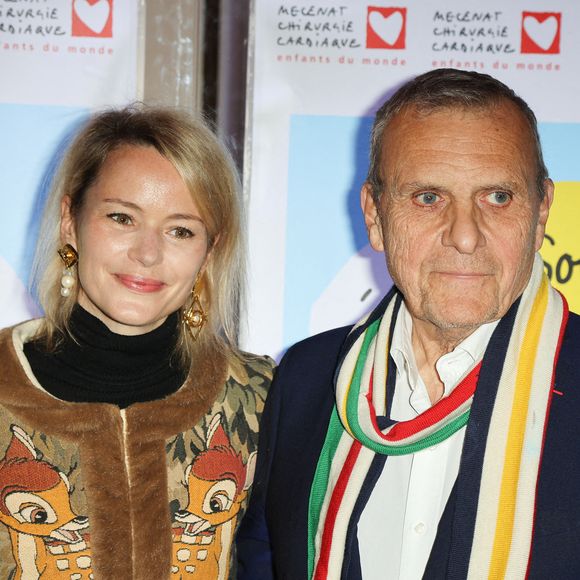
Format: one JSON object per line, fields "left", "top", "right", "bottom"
{"left": 58, "top": 244, "right": 78, "bottom": 297}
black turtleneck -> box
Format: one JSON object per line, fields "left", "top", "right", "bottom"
{"left": 23, "top": 306, "right": 188, "bottom": 408}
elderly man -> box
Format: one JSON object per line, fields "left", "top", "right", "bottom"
{"left": 237, "top": 69, "right": 579, "bottom": 579}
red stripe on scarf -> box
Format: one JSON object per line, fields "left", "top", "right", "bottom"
{"left": 366, "top": 362, "right": 481, "bottom": 442}
{"left": 314, "top": 440, "right": 362, "bottom": 580}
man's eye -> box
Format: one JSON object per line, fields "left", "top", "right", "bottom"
{"left": 108, "top": 213, "right": 133, "bottom": 225}
{"left": 486, "top": 191, "right": 511, "bottom": 206}
{"left": 415, "top": 192, "right": 440, "bottom": 206}
{"left": 171, "top": 227, "right": 193, "bottom": 239}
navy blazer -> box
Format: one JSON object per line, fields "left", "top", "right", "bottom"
{"left": 237, "top": 312, "right": 580, "bottom": 579}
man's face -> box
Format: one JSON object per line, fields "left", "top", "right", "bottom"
{"left": 362, "top": 101, "right": 553, "bottom": 336}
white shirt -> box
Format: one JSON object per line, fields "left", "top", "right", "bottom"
{"left": 358, "top": 305, "right": 498, "bottom": 580}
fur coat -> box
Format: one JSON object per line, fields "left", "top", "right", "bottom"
{"left": 0, "top": 319, "right": 273, "bottom": 579}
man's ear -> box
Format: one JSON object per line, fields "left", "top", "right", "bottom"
{"left": 60, "top": 195, "right": 77, "bottom": 248}
{"left": 535, "top": 179, "right": 554, "bottom": 252}
{"left": 361, "top": 183, "right": 385, "bottom": 252}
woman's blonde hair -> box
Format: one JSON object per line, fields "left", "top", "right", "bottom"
{"left": 32, "top": 104, "right": 244, "bottom": 366}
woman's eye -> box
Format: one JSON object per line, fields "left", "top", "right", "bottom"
{"left": 415, "top": 192, "right": 440, "bottom": 206}
{"left": 486, "top": 191, "right": 512, "bottom": 206}
{"left": 171, "top": 227, "right": 194, "bottom": 239}
{"left": 108, "top": 213, "right": 133, "bottom": 225}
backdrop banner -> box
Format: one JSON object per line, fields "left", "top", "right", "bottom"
{"left": 0, "top": 0, "right": 141, "bottom": 328}
{"left": 244, "top": 0, "right": 580, "bottom": 358}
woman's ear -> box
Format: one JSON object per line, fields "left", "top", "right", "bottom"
{"left": 201, "top": 232, "right": 220, "bottom": 273}
{"left": 60, "top": 195, "right": 77, "bottom": 247}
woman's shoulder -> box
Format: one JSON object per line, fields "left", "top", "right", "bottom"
{"left": 0, "top": 318, "right": 43, "bottom": 348}
{"left": 223, "top": 351, "right": 275, "bottom": 404}
{"left": 238, "top": 350, "right": 276, "bottom": 375}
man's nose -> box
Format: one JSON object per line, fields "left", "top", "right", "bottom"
{"left": 128, "top": 230, "right": 163, "bottom": 267}
{"left": 441, "top": 203, "right": 485, "bottom": 254}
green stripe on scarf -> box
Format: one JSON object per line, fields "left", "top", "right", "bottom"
{"left": 352, "top": 411, "right": 471, "bottom": 455}
{"left": 344, "top": 317, "right": 471, "bottom": 455}
{"left": 307, "top": 407, "right": 344, "bottom": 578}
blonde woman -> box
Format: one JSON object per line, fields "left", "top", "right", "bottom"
{"left": 0, "top": 106, "right": 273, "bottom": 578}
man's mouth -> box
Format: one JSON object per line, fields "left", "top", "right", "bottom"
{"left": 435, "top": 271, "right": 491, "bottom": 279}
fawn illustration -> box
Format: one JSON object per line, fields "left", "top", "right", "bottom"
{"left": 0, "top": 424, "right": 92, "bottom": 579}
{"left": 172, "top": 413, "right": 256, "bottom": 579}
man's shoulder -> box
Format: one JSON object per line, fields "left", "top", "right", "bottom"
{"left": 560, "top": 310, "right": 580, "bottom": 355}
{"left": 564, "top": 309, "right": 580, "bottom": 338}
{"left": 272, "top": 325, "right": 352, "bottom": 392}
{"left": 283, "top": 325, "right": 352, "bottom": 364}
{"left": 556, "top": 310, "right": 580, "bottom": 382}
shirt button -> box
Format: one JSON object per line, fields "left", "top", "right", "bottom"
{"left": 414, "top": 522, "right": 426, "bottom": 535}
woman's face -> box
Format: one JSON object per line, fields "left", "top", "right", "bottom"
{"left": 61, "top": 145, "right": 210, "bottom": 336}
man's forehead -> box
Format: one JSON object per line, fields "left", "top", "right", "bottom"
{"left": 384, "top": 99, "right": 528, "bottom": 134}
{"left": 378, "top": 102, "right": 538, "bottom": 192}
{"left": 380, "top": 101, "right": 535, "bottom": 161}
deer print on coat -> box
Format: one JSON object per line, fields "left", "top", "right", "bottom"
{"left": 0, "top": 424, "right": 92, "bottom": 579}
{"left": 172, "top": 413, "right": 256, "bottom": 579}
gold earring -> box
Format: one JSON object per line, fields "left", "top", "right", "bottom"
{"left": 58, "top": 244, "right": 78, "bottom": 268}
{"left": 183, "top": 284, "right": 207, "bottom": 341}
{"left": 58, "top": 244, "right": 78, "bottom": 297}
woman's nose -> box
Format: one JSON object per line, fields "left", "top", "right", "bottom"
{"left": 127, "top": 230, "right": 163, "bottom": 267}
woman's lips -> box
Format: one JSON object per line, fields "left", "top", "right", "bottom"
{"left": 115, "top": 274, "right": 165, "bottom": 293}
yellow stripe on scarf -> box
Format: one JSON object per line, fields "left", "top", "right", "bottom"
{"left": 489, "top": 276, "right": 549, "bottom": 578}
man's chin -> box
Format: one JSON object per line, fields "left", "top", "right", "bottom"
{"left": 422, "top": 302, "right": 500, "bottom": 333}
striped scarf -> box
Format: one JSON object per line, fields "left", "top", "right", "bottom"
{"left": 308, "top": 255, "right": 568, "bottom": 579}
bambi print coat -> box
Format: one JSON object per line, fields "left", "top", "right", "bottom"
{"left": 0, "top": 320, "right": 273, "bottom": 579}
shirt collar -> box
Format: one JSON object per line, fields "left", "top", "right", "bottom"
{"left": 390, "top": 302, "right": 499, "bottom": 395}
{"left": 390, "top": 305, "right": 419, "bottom": 389}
